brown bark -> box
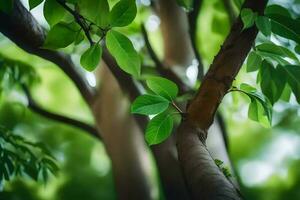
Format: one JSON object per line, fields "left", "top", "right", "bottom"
{"left": 177, "top": 0, "right": 268, "bottom": 199}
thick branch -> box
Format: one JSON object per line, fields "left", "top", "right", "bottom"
{"left": 177, "top": 0, "right": 268, "bottom": 199}
{"left": 22, "top": 85, "right": 100, "bottom": 139}
{"left": 187, "top": 0, "right": 267, "bottom": 130}
{"left": 0, "top": 0, "right": 95, "bottom": 105}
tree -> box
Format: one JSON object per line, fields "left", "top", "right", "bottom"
{"left": 0, "top": 0, "right": 299, "bottom": 199}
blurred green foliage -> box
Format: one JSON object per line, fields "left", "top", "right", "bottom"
{"left": 0, "top": 0, "right": 300, "bottom": 200}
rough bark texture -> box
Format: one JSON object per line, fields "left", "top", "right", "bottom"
{"left": 177, "top": 0, "right": 268, "bottom": 199}
{"left": 177, "top": 121, "right": 240, "bottom": 200}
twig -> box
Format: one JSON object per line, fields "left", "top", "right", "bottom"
{"left": 172, "top": 101, "right": 183, "bottom": 114}
{"left": 222, "top": 0, "right": 236, "bottom": 25}
{"left": 22, "top": 85, "right": 101, "bottom": 140}
{"left": 141, "top": 24, "right": 188, "bottom": 94}
{"left": 56, "top": 0, "right": 94, "bottom": 46}
{"left": 188, "top": 0, "right": 204, "bottom": 79}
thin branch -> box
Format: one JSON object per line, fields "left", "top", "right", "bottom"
{"left": 0, "top": 0, "right": 95, "bottom": 105}
{"left": 56, "top": 0, "right": 94, "bottom": 46}
{"left": 222, "top": 0, "right": 236, "bottom": 25}
{"left": 141, "top": 24, "right": 188, "bottom": 94}
{"left": 188, "top": 0, "right": 204, "bottom": 79}
{"left": 22, "top": 85, "right": 101, "bottom": 140}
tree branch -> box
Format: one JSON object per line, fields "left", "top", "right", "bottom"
{"left": 56, "top": 0, "right": 94, "bottom": 46}
{"left": 22, "top": 85, "right": 101, "bottom": 139}
{"left": 188, "top": 0, "right": 204, "bottom": 79}
{"left": 141, "top": 24, "right": 188, "bottom": 94}
{"left": 222, "top": 0, "right": 236, "bottom": 25}
{"left": 177, "top": 0, "right": 268, "bottom": 199}
{"left": 0, "top": 0, "right": 95, "bottom": 105}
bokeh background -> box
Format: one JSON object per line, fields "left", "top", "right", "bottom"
{"left": 1, "top": 0, "right": 300, "bottom": 199}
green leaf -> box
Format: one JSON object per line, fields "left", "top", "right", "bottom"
{"left": 78, "top": 0, "right": 109, "bottom": 27}
{"left": 259, "top": 60, "right": 285, "bottom": 104}
{"left": 106, "top": 30, "right": 141, "bottom": 77}
{"left": 265, "top": 12, "right": 300, "bottom": 44}
{"left": 280, "top": 84, "right": 291, "bottom": 102}
{"left": 66, "top": 0, "right": 78, "bottom": 4}
{"left": 43, "top": 158, "right": 59, "bottom": 175}
{"left": 240, "top": 83, "right": 256, "bottom": 93}
{"left": 246, "top": 51, "right": 262, "bottom": 72}
{"left": 80, "top": 44, "right": 102, "bottom": 71}
{"left": 146, "top": 76, "right": 178, "bottom": 101}
{"left": 248, "top": 97, "right": 271, "bottom": 127}
{"left": 255, "top": 16, "right": 271, "bottom": 37}
{"left": 44, "top": 0, "right": 66, "bottom": 27}
{"left": 0, "top": 0, "right": 14, "bottom": 13}
{"left": 145, "top": 112, "right": 174, "bottom": 145}
{"left": 176, "top": 0, "right": 193, "bottom": 11}
{"left": 43, "top": 22, "right": 78, "bottom": 49}
{"left": 29, "top": 0, "right": 44, "bottom": 10}
{"left": 74, "top": 30, "right": 85, "bottom": 45}
{"left": 295, "top": 45, "right": 300, "bottom": 55}
{"left": 256, "top": 42, "right": 298, "bottom": 61}
{"left": 109, "top": 0, "right": 137, "bottom": 27}
{"left": 239, "top": 84, "right": 272, "bottom": 126}
{"left": 131, "top": 94, "right": 169, "bottom": 115}
{"left": 265, "top": 5, "right": 291, "bottom": 17}
{"left": 233, "top": 0, "right": 244, "bottom": 9}
{"left": 241, "top": 8, "right": 257, "bottom": 29}
{"left": 279, "top": 65, "right": 300, "bottom": 104}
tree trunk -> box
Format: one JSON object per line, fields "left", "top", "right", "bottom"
{"left": 176, "top": 0, "right": 268, "bottom": 199}
{"left": 92, "top": 65, "right": 153, "bottom": 200}
{"left": 177, "top": 121, "right": 241, "bottom": 200}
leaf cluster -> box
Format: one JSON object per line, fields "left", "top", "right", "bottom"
{"left": 0, "top": 126, "right": 59, "bottom": 187}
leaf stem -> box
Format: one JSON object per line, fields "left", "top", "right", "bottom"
{"left": 171, "top": 101, "right": 183, "bottom": 114}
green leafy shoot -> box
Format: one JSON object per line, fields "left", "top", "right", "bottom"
{"left": 0, "top": 126, "right": 59, "bottom": 185}
{"left": 131, "top": 76, "right": 182, "bottom": 145}
{"left": 214, "top": 159, "right": 232, "bottom": 179}
{"left": 229, "top": 84, "right": 272, "bottom": 127}
{"left": 0, "top": 55, "right": 39, "bottom": 95}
